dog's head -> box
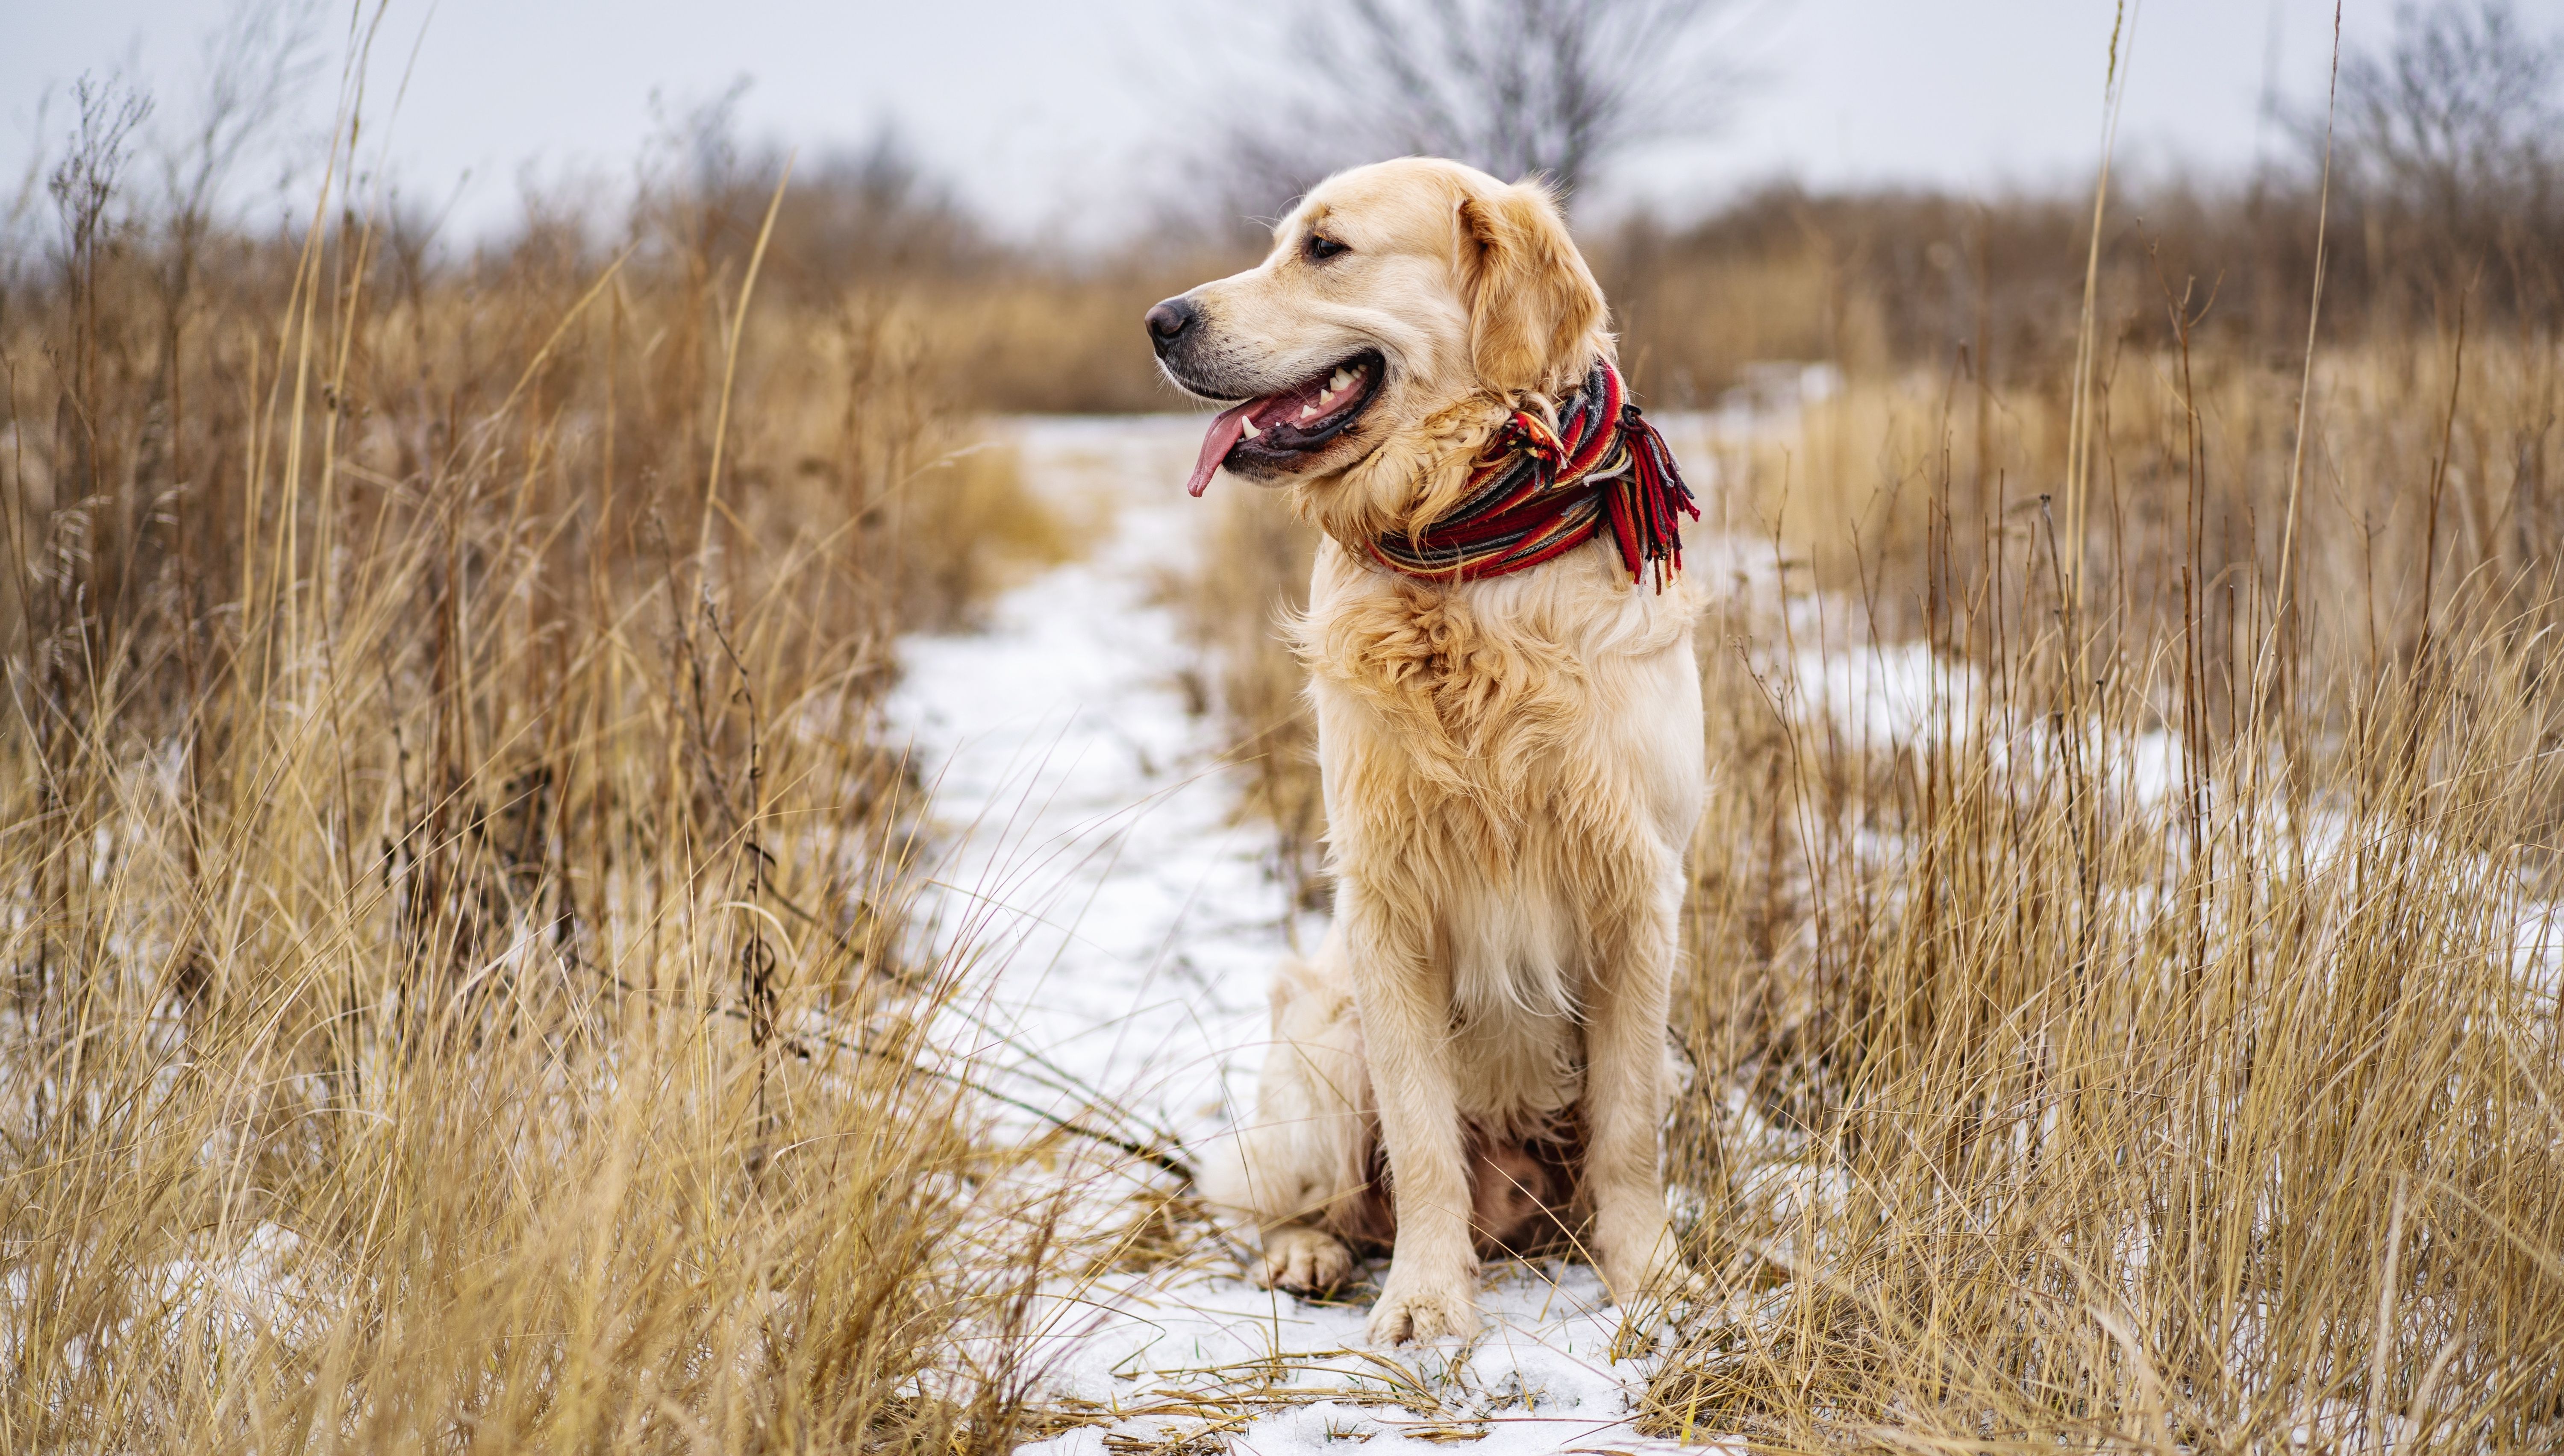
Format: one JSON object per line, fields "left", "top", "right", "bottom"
{"left": 1147, "top": 157, "right": 1609, "bottom": 508}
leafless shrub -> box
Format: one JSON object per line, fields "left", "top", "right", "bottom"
{"left": 2332, "top": 2, "right": 2560, "bottom": 212}
{"left": 2306, "top": 0, "right": 2564, "bottom": 317}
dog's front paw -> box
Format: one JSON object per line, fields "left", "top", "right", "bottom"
{"left": 1258, "top": 1225, "right": 1353, "bottom": 1294}
{"left": 1607, "top": 1248, "right": 1707, "bottom": 1312}
{"left": 1366, "top": 1266, "right": 1478, "bottom": 1346}
{"left": 1599, "top": 1216, "right": 1700, "bottom": 1311}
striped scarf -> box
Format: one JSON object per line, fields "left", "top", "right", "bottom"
{"left": 1366, "top": 361, "right": 1699, "bottom": 590}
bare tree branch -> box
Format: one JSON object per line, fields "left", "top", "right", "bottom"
{"left": 2303, "top": 2, "right": 2561, "bottom": 221}
{"left": 2285, "top": 1, "right": 2563, "bottom": 302}
{"left": 1197, "top": 0, "right": 1754, "bottom": 226}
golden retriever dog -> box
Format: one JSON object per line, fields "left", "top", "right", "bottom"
{"left": 1145, "top": 157, "right": 1703, "bottom": 1345}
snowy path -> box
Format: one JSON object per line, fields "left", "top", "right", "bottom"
{"left": 890, "top": 417, "right": 1294, "bottom": 1158}
{"left": 888, "top": 416, "right": 1723, "bottom": 1455}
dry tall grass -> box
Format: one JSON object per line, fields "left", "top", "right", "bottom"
{"left": 1648, "top": 322, "right": 2564, "bottom": 1450}
{"left": 1173, "top": 235, "right": 2564, "bottom": 1456}
{"left": 1, "top": 79, "right": 1070, "bottom": 1452}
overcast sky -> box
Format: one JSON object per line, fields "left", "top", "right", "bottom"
{"left": 7, "top": 0, "right": 2561, "bottom": 244}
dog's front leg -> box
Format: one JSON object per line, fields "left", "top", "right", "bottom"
{"left": 1344, "top": 893, "right": 1477, "bottom": 1345}
{"left": 1582, "top": 879, "right": 1686, "bottom": 1309}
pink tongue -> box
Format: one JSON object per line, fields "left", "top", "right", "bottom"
{"left": 1185, "top": 402, "right": 1257, "bottom": 498}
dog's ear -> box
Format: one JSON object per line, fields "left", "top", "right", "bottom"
{"left": 1457, "top": 179, "right": 1605, "bottom": 396}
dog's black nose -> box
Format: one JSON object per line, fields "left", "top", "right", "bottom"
{"left": 1144, "top": 296, "right": 1198, "bottom": 354}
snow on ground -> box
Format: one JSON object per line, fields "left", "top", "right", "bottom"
{"left": 888, "top": 416, "right": 1728, "bottom": 1454}
{"left": 890, "top": 416, "right": 1294, "bottom": 1160}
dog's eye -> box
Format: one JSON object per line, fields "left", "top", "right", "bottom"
{"left": 1306, "top": 234, "right": 1349, "bottom": 261}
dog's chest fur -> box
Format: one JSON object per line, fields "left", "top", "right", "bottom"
{"left": 1296, "top": 537, "right": 1702, "bottom": 1121}
{"left": 1299, "top": 535, "right": 1697, "bottom": 814}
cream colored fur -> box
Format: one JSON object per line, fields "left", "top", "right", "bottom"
{"left": 1173, "top": 159, "right": 1704, "bottom": 1346}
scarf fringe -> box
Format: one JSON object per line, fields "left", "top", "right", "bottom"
{"left": 1366, "top": 362, "right": 1700, "bottom": 590}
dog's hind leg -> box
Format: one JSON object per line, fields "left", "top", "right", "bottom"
{"left": 1201, "top": 941, "right": 1374, "bottom": 1294}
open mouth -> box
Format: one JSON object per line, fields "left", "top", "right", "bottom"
{"left": 1183, "top": 351, "right": 1384, "bottom": 497}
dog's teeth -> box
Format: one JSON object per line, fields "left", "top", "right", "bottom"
{"left": 1300, "top": 403, "right": 1319, "bottom": 419}
{"left": 1239, "top": 416, "right": 1260, "bottom": 438}
{"left": 1329, "top": 368, "right": 1353, "bottom": 393}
